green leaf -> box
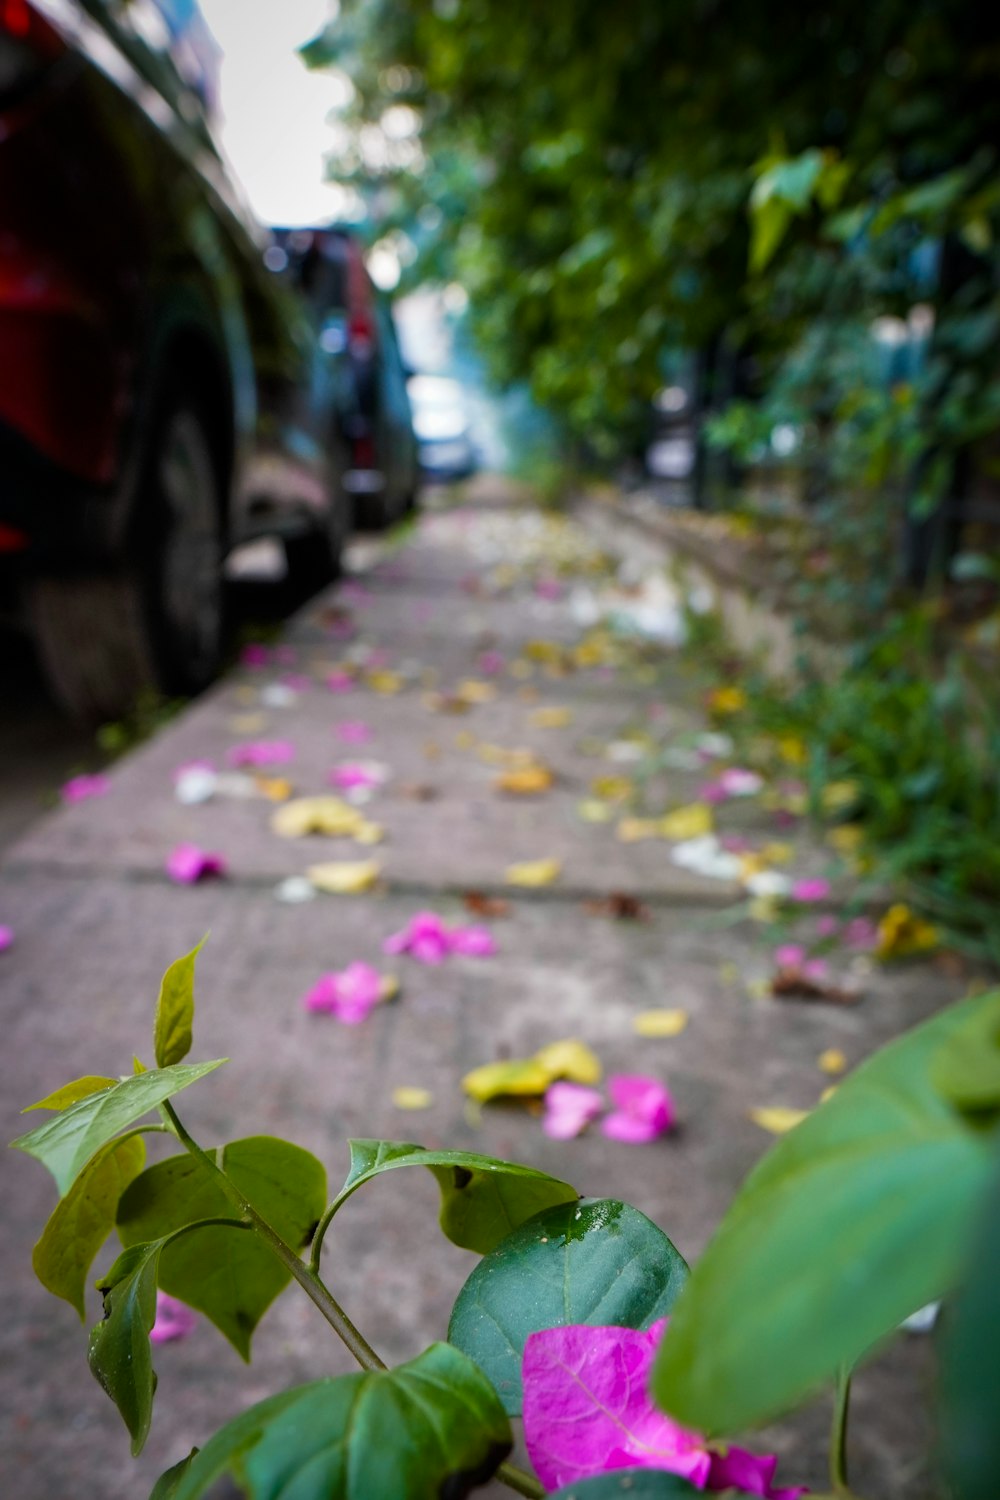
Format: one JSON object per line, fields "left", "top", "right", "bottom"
{"left": 23, "top": 1076, "right": 118, "bottom": 1112}
{"left": 450, "top": 1199, "right": 688, "bottom": 1413}
{"left": 334, "top": 1139, "right": 578, "bottom": 1253}
{"left": 169, "top": 1344, "right": 512, "bottom": 1499}
{"left": 33, "top": 1134, "right": 147, "bottom": 1318}
{"left": 118, "top": 1136, "right": 326, "bottom": 1358}
{"left": 88, "top": 1240, "right": 164, "bottom": 1455}
{"left": 548, "top": 1473, "right": 700, "bottom": 1499}
{"left": 154, "top": 939, "right": 205, "bottom": 1069}
{"left": 149, "top": 1451, "right": 198, "bottom": 1500}
{"left": 11, "top": 1059, "right": 227, "bottom": 1196}
{"left": 940, "top": 1142, "right": 1000, "bottom": 1500}
{"left": 931, "top": 990, "right": 1000, "bottom": 1115}
{"left": 653, "top": 991, "right": 1000, "bottom": 1435}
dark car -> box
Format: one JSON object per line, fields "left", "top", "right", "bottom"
{"left": 0, "top": 0, "right": 352, "bottom": 718}
{"left": 268, "top": 226, "right": 419, "bottom": 531}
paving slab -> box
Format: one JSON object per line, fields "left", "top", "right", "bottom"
{"left": 0, "top": 490, "right": 966, "bottom": 1500}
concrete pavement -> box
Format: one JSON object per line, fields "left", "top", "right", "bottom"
{"left": 1, "top": 483, "right": 963, "bottom": 1498}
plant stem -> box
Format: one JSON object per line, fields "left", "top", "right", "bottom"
{"left": 496, "top": 1461, "right": 545, "bottom": 1497}
{"left": 308, "top": 1196, "right": 342, "bottom": 1274}
{"left": 831, "top": 1365, "right": 852, "bottom": 1494}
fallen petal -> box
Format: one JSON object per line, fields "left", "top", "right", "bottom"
{"left": 542, "top": 1082, "right": 605, "bottom": 1139}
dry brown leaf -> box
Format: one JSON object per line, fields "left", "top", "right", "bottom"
{"left": 463, "top": 891, "right": 511, "bottom": 918}
{"left": 770, "top": 967, "right": 862, "bottom": 1005}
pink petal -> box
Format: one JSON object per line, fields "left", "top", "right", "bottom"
{"left": 478, "top": 651, "right": 505, "bottom": 675}
{"left": 707, "top": 1445, "right": 807, "bottom": 1499}
{"left": 802, "top": 958, "right": 829, "bottom": 981}
{"left": 699, "top": 781, "right": 728, "bottom": 805}
{"left": 542, "top": 1083, "right": 605, "bottom": 1139}
{"left": 61, "top": 773, "right": 111, "bottom": 803}
{"left": 774, "top": 944, "right": 806, "bottom": 969}
{"left": 410, "top": 934, "right": 451, "bottom": 964}
{"left": 334, "top": 720, "right": 372, "bottom": 743}
{"left": 845, "top": 917, "right": 878, "bottom": 950}
{"left": 790, "top": 878, "right": 831, "bottom": 903}
{"left": 522, "top": 1322, "right": 712, "bottom": 1491}
{"left": 815, "top": 915, "right": 840, "bottom": 938}
{"left": 165, "top": 844, "right": 227, "bottom": 884}
{"left": 328, "top": 763, "right": 380, "bottom": 789}
{"left": 226, "top": 740, "right": 295, "bottom": 768}
{"left": 240, "top": 643, "right": 270, "bottom": 667}
{"left": 173, "top": 759, "right": 216, "bottom": 780}
{"left": 448, "top": 925, "right": 498, "bottom": 957}
{"left": 149, "top": 1291, "right": 197, "bottom": 1344}
{"left": 0, "top": 925, "right": 13, "bottom": 952}
{"left": 301, "top": 975, "right": 338, "bottom": 1014}
{"left": 281, "top": 673, "right": 312, "bottom": 692}
{"left": 600, "top": 1075, "right": 675, "bottom": 1143}
{"left": 326, "top": 671, "right": 355, "bottom": 692}
{"left": 719, "top": 768, "right": 764, "bottom": 797}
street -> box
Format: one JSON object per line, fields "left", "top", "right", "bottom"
{"left": 2, "top": 482, "right": 961, "bottom": 1498}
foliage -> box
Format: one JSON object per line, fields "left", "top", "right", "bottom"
{"left": 11, "top": 944, "right": 1000, "bottom": 1497}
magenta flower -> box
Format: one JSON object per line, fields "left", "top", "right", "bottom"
{"left": 478, "top": 650, "right": 505, "bottom": 675}
{"left": 149, "top": 1291, "right": 197, "bottom": 1344}
{"left": 522, "top": 1321, "right": 805, "bottom": 1499}
{"left": 240, "top": 642, "right": 270, "bottom": 667}
{"left": 226, "top": 740, "right": 295, "bottom": 768}
{"left": 815, "top": 914, "right": 840, "bottom": 938}
{"left": 328, "top": 762, "right": 383, "bottom": 791}
{"left": 61, "top": 773, "right": 111, "bottom": 803}
{"left": 383, "top": 911, "right": 497, "bottom": 964}
{"left": 543, "top": 1082, "right": 605, "bottom": 1140}
{"left": 790, "top": 878, "right": 832, "bottom": 904}
{"left": 334, "top": 720, "right": 372, "bottom": 744}
{"left": 600, "top": 1075, "right": 674, "bottom": 1143}
{"left": 845, "top": 916, "right": 878, "bottom": 950}
{"left": 301, "top": 962, "right": 385, "bottom": 1024}
{"left": 535, "top": 576, "right": 564, "bottom": 600}
{"left": 165, "top": 844, "right": 227, "bottom": 884}
{"left": 699, "top": 780, "right": 730, "bottom": 805}
{"left": 719, "top": 767, "right": 764, "bottom": 797}
{"left": 326, "top": 670, "right": 355, "bottom": 692}
{"left": 774, "top": 944, "right": 806, "bottom": 968}
{"left": 0, "top": 925, "right": 13, "bottom": 952}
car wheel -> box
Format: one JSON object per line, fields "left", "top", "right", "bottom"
{"left": 283, "top": 481, "right": 350, "bottom": 596}
{"left": 30, "top": 396, "right": 225, "bottom": 721}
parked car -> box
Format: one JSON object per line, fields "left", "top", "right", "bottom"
{"left": 407, "top": 373, "right": 477, "bottom": 482}
{"left": 267, "top": 226, "right": 419, "bottom": 531}
{"left": 0, "top": 0, "right": 352, "bottom": 719}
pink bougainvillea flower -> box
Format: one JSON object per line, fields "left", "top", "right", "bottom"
{"left": 815, "top": 914, "right": 840, "bottom": 938}
{"left": 802, "top": 958, "right": 830, "bottom": 982}
{"left": 719, "top": 767, "right": 764, "bottom": 797}
{"left": 698, "top": 780, "right": 730, "bottom": 806}
{"left": 326, "top": 669, "right": 355, "bottom": 692}
{"left": 334, "top": 720, "right": 372, "bottom": 744}
{"left": 383, "top": 911, "right": 497, "bottom": 964}
{"left": 240, "top": 642, "right": 270, "bottom": 667}
{"left": 844, "top": 916, "right": 879, "bottom": 950}
{"left": 542, "top": 1082, "right": 605, "bottom": 1140}
{"left": 149, "top": 1291, "right": 197, "bottom": 1345}
{"left": 0, "top": 925, "right": 13, "bottom": 952}
{"left": 301, "top": 962, "right": 385, "bottom": 1024}
{"left": 601, "top": 1075, "right": 675, "bottom": 1143}
{"left": 522, "top": 1321, "right": 805, "bottom": 1499}
{"left": 790, "top": 878, "right": 832, "bottom": 904}
{"left": 535, "top": 576, "right": 564, "bottom": 600}
{"left": 478, "top": 650, "right": 505, "bottom": 676}
{"left": 774, "top": 944, "right": 807, "bottom": 969}
{"left": 165, "top": 844, "right": 227, "bottom": 884}
{"left": 173, "top": 759, "right": 215, "bottom": 781}
{"left": 328, "top": 762, "right": 383, "bottom": 791}
{"left": 226, "top": 740, "right": 295, "bottom": 768}
{"left": 61, "top": 773, "right": 111, "bottom": 803}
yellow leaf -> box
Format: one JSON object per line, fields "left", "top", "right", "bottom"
{"left": 506, "top": 858, "right": 561, "bottom": 887}
{"left": 531, "top": 706, "right": 573, "bottom": 728}
{"left": 577, "top": 799, "right": 615, "bottom": 823}
{"left": 497, "top": 765, "right": 554, "bottom": 795}
{"left": 750, "top": 1106, "right": 809, "bottom": 1134}
{"left": 591, "top": 775, "right": 633, "bottom": 801}
{"left": 633, "top": 1009, "right": 689, "bottom": 1038}
{"left": 818, "top": 1048, "right": 847, "bottom": 1075}
{"left": 777, "top": 735, "right": 808, "bottom": 767}
{"left": 827, "top": 824, "right": 864, "bottom": 854}
{"left": 534, "top": 1039, "right": 602, "bottom": 1084}
{"left": 658, "top": 803, "right": 714, "bottom": 840}
{"left": 875, "top": 903, "right": 939, "bottom": 960}
{"left": 306, "top": 859, "right": 381, "bottom": 894}
{"left": 462, "top": 1058, "right": 553, "bottom": 1102}
{"left": 392, "top": 1086, "right": 433, "bottom": 1110}
{"left": 271, "top": 796, "right": 381, "bottom": 844}
{"left": 707, "top": 686, "right": 747, "bottom": 715}
{"left": 254, "top": 776, "right": 294, "bottom": 802}
{"left": 617, "top": 818, "right": 659, "bottom": 843}
{"left": 367, "top": 670, "right": 403, "bottom": 694}
{"left": 457, "top": 679, "right": 497, "bottom": 703}
{"left": 379, "top": 975, "right": 400, "bottom": 1003}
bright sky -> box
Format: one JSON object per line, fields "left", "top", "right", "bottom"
{"left": 198, "top": 0, "right": 353, "bottom": 226}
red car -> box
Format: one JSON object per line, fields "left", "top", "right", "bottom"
{"left": 0, "top": 0, "right": 353, "bottom": 717}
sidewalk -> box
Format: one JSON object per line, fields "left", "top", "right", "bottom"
{"left": 1, "top": 481, "right": 961, "bottom": 1498}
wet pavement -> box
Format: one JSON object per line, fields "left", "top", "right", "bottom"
{"left": 1, "top": 481, "right": 961, "bottom": 1498}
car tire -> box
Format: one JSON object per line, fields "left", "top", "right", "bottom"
{"left": 30, "top": 394, "right": 226, "bottom": 721}
{"left": 283, "top": 478, "right": 350, "bottom": 596}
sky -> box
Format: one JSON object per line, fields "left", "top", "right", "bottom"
{"left": 198, "top": 0, "right": 352, "bottom": 226}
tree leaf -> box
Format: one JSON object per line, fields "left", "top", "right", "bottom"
{"left": 88, "top": 1240, "right": 164, "bottom": 1455}
{"left": 548, "top": 1471, "right": 700, "bottom": 1498}
{"left": 117, "top": 1136, "right": 326, "bottom": 1359}
{"left": 33, "top": 1134, "right": 147, "bottom": 1318}
{"left": 149, "top": 1451, "right": 198, "bottom": 1500}
{"left": 940, "top": 1141, "right": 1000, "bottom": 1500}
{"left": 332, "top": 1139, "right": 577, "bottom": 1254}
{"left": 154, "top": 939, "right": 205, "bottom": 1069}
{"left": 168, "top": 1344, "right": 512, "bottom": 1499}
{"left": 450, "top": 1199, "right": 688, "bottom": 1413}
{"left": 931, "top": 989, "right": 1000, "bottom": 1115}
{"left": 12, "top": 1060, "right": 227, "bottom": 1197}
{"left": 652, "top": 991, "right": 1000, "bottom": 1435}
{"left": 22, "top": 1076, "right": 118, "bottom": 1112}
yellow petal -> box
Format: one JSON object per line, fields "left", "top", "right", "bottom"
{"left": 461, "top": 1058, "right": 553, "bottom": 1101}
{"left": 306, "top": 859, "right": 381, "bottom": 894}
{"left": 496, "top": 765, "right": 554, "bottom": 795}
{"left": 750, "top": 1106, "right": 810, "bottom": 1134}
{"left": 353, "top": 820, "right": 384, "bottom": 845}
{"left": 818, "top": 1048, "right": 847, "bottom": 1075}
{"left": 392, "top": 1086, "right": 433, "bottom": 1110}
{"left": 633, "top": 1009, "right": 689, "bottom": 1038}
{"left": 531, "top": 706, "right": 573, "bottom": 728}
{"left": 591, "top": 775, "right": 633, "bottom": 801}
{"left": 457, "top": 679, "right": 497, "bottom": 703}
{"left": 658, "top": 803, "right": 714, "bottom": 840}
{"left": 577, "top": 799, "right": 615, "bottom": 823}
{"left": 777, "top": 735, "right": 808, "bottom": 766}
{"left": 367, "top": 670, "right": 404, "bottom": 694}
{"left": 534, "top": 1038, "right": 602, "bottom": 1084}
{"left": 617, "top": 817, "right": 659, "bottom": 843}
{"left": 707, "top": 686, "right": 747, "bottom": 715}
{"left": 272, "top": 796, "right": 372, "bottom": 841}
{"left": 506, "top": 857, "right": 561, "bottom": 887}
{"left": 229, "top": 712, "right": 268, "bottom": 733}
{"left": 255, "top": 776, "right": 294, "bottom": 802}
